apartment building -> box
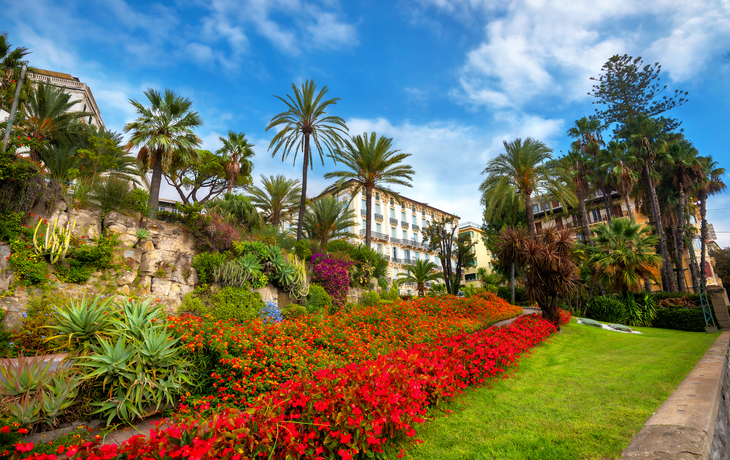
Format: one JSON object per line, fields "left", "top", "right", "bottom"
{"left": 317, "top": 180, "right": 459, "bottom": 295}
{"left": 531, "top": 192, "right": 724, "bottom": 291}
{"left": 28, "top": 69, "right": 105, "bottom": 129}
{"left": 458, "top": 221, "right": 496, "bottom": 287}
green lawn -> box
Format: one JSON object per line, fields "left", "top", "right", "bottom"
{"left": 383, "top": 318, "right": 719, "bottom": 460}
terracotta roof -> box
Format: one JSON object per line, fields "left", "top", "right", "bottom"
{"left": 33, "top": 69, "right": 76, "bottom": 81}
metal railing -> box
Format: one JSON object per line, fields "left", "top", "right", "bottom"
{"left": 359, "top": 230, "right": 389, "bottom": 241}
{"left": 390, "top": 218, "right": 398, "bottom": 225}
{"left": 412, "top": 224, "right": 420, "bottom": 231}
{"left": 401, "top": 222, "right": 409, "bottom": 229}
{"left": 374, "top": 213, "right": 384, "bottom": 220}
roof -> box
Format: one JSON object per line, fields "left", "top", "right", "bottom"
{"left": 459, "top": 221, "right": 482, "bottom": 231}
{"left": 33, "top": 69, "right": 78, "bottom": 81}
{"left": 316, "top": 179, "right": 460, "bottom": 219}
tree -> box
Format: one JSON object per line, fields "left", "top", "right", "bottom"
{"left": 248, "top": 174, "right": 302, "bottom": 226}
{"left": 0, "top": 33, "right": 31, "bottom": 113}
{"left": 494, "top": 226, "right": 579, "bottom": 330}
{"left": 709, "top": 247, "right": 730, "bottom": 289}
{"left": 480, "top": 137, "right": 572, "bottom": 235}
{"left": 422, "top": 216, "right": 476, "bottom": 295}
{"left": 164, "top": 149, "right": 248, "bottom": 205}
{"left": 266, "top": 80, "right": 348, "bottom": 241}
{"left": 22, "top": 82, "right": 91, "bottom": 162}
{"left": 302, "top": 195, "right": 356, "bottom": 247}
{"left": 397, "top": 259, "right": 441, "bottom": 296}
{"left": 589, "top": 54, "right": 688, "bottom": 134}
{"left": 124, "top": 89, "right": 202, "bottom": 219}
{"left": 216, "top": 131, "right": 255, "bottom": 194}
{"left": 476, "top": 267, "right": 503, "bottom": 293}
{"left": 561, "top": 147, "right": 594, "bottom": 243}
{"left": 75, "top": 127, "right": 140, "bottom": 186}
{"left": 588, "top": 218, "right": 662, "bottom": 295}
{"left": 604, "top": 140, "right": 638, "bottom": 223}
{"left": 205, "top": 193, "right": 262, "bottom": 232}
{"left": 624, "top": 114, "right": 674, "bottom": 291}
{"left": 325, "top": 132, "right": 414, "bottom": 248}
{"left": 695, "top": 156, "right": 727, "bottom": 288}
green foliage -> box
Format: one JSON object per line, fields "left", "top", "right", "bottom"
{"left": 8, "top": 292, "right": 69, "bottom": 356}
{"left": 496, "top": 285, "right": 527, "bottom": 304}
{"left": 652, "top": 306, "right": 715, "bottom": 332}
{"left": 55, "top": 258, "right": 95, "bottom": 284}
{"left": 32, "top": 216, "right": 74, "bottom": 264}
{"left": 192, "top": 252, "right": 227, "bottom": 285}
{"left": 185, "top": 285, "right": 266, "bottom": 323}
{"left": 585, "top": 295, "right": 627, "bottom": 324}
{"left": 128, "top": 187, "right": 150, "bottom": 216}
{"left": 652, "top": 292, "right": 700, "bottom": 305}
{"left": 327, "top": 239, "right": 388, "bottom": 286}
{"left": 7, "top": 244, "right": 49, "bottom": 286}
{"left": 47, "top": 295, "right": 116, "bottom": 351}
{"left": 282, "top": 303, "right": 307, "bottom": 319}
{"left": 360, "top": 291, "right": 380, "bottom": 307}
{"left": 307, "top": 284, "right": 332, "bottom": 314}
{"left": 381, "top": 282, "right": 400, "bottom": 302}
{"left": 91, "top": 175, "right": 133, "bottom": 218}
{"left": 135, "top": 228, "right": 150, "bottom": 240}
{"left": 0, "top": 210, "right": 23, "bottom": 243}
{"left": 206, "top": 193, "right": 263, "bottom": 231}
{"left": 63, "top": 233, "right": 118, "bottom": 277}
{"left": 377, "top": 277, "right": 388, "bottom": 291}
{"left": 624, "top": 293, "right": 657, "bottom": 327}
{"left": 215, "top": 253, "right": 264, "bottom": 287}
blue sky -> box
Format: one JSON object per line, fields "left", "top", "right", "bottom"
{"left": 3, "top": 0, "right": 730, "bottom": 245}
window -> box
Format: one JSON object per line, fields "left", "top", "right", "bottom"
{"left": 83, "top": 104, "right": 87, "bottom": 111}
{"left": 552, "top": 200, "right": 559, "bottom": 208}
{"left": 533, "top": 204, "right": 539, "bottom": 213}
{"left": 391, "top": 227, "right": 396, "bottom": 238}
{"left": 393, "top": 247, "right": 398, "bottom": 258}
{"left": 390, "top": 197, "right": 394, "bottom": 205}
{"left": 390, "top": 208, "right": 395, "bottom": 218}
{"left": 88, "top": 116, "right": 92, "bottom": 124}
{"left": 376, "top": 223, "right": 382, "bottom": 233}
{"left": 405, "top": 249, "right": 411, "bottom": 261}
{"left": 465, "top": 273, "right": 477, "bottom": 281}
{"left": 613, "top": 205, "right": 623, "bottom": 218}
{"left": 401, "top": 211, "right": 406, "bottom": 221}
{"left": 375, "top": 203, "right": 381, "bottom": 214}
{"left": 488, "top": 262, "right": 492, "bottom": 269}
{"left": 375, "top": 192, "right": 380, "bottom": 200}
{"left": 591, "top": 210, "right": 600, "bottom": 222}
{"left": 535, "top": 222, "right": 542, "bottom": 232}
{"left": 362, "top": 219, "right": 366, "bottom": 229}
{"left": 362, "top": 199, "right": 366, "bottom": 210}
{"left": 412, "top": 215, "right": 417, "bottom": 225}
{"left": 414, "top": 233, "right": 418, "bottom": 243}
{"left": 431, "top": 211, "right": 435, "bottom": 219}
{"left": 412, "top": 205, "right": 416, "bottom": 212}
{"left": 424, "top": 254, "right": 429, "bottom": 262}
{"left": 403, "top": 230, "right": 408, "bottom": 241}
{"left": 377, "top": 243, "right": 383, "bottom": 253}
{"left": 415, "top": 251, "right": 419, "bottom": 260}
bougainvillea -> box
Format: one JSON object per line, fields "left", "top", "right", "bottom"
{"left": 309, "top": 253, "right": 352, "bottom": 309}
{"left": 9, "top": 314, "right": 556, "bottom": 460}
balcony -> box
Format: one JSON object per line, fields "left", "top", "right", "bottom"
{"left": 401, "top": 222, "right": 409, "bottom": 229}
{"left": 374, "top": 213, "right": 384, "bottom": 221}
{"left": 359, "top": 230, "right": 389, "bottom": 241}
{"left": 390, "top": 218, "right": 398, "bottom": 226}
{"left": 360, "top": 209, "right": 366, "bottom": 216}
{"left": 403, "top": 258, "right": 414, "bottom": 265}
{"left": 412, "top": 224, "right": 420, "bottom": 231}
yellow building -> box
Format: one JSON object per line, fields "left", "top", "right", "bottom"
{"left": 458, "top": 221, "right": 495, "bottom": 287}
{"left": 531, "top": 192, "right": 723, "bottom": 291}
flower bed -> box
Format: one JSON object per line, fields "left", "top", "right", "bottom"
{"left": 168, "top": 292, "right": 522, "bottom": 406}
{"left": 8, "top": 313, "right": 560, "bottom": 460}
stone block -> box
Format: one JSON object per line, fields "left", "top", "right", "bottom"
{"left": 117, "top": 270, "right": 136, "bottom": 286}
{"left": 151, "top": 278, "right": 171, "bottom": 296}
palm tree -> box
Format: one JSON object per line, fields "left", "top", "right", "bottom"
{"left": 696, "top": 156, "right": 727, "bottom": 289}
{"left": 605, "top": 140, "right": 639, "bottom": 223}
{"left": 217, "top": 131, "right": 255, "bottom": 194}
{"left": 325, "top": 132, "right": 415, "bottom": 248}
{"left": 624, "top": 114, "right": 674, "bottom": 291}
{"left": 248, "top": 174, "right": 301, "bottom": 227}
{"left": 476, "top": 267, "right": 503, "bottom": 293}
{"left": 589, "top": 218, "right": 663, "bottom": 295}
{"left": 22, "top": 82, "right": 91, "bottom": 162}
{"left": 124, "top": 89, "right": 202, "bottom": 219}
{"left": 302, "top": 195, "right": 356, "bottom": 247}
{"left": 0, "top": 33, "right": 31, "bottom": 113}
{"left": 266, "top": 80, "right": 348, "bottom": 241}
{"left": 397, "top": 259, "right": 441, "bottom": 296}
{"left": 38, "top": 144, "right": 79, "bottom": 182}
{"left": 562, "top": 147, "right": 594, "bottom": 243}
{"left": 481, "top": 137, "right": 572, "bottom": 235}
{"left": 75, "top": 127, "right": 141, "bottom": 186}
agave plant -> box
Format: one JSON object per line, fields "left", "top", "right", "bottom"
{"left": 41, "top": 370, "right": 82, "bottom": 422}
{"left": 48, "top": 294, "right": 116, "bottom": 351}
{"left": 0, "top": 354, "right": 55, "bottom": 397}
{"left": 214, "top": 253, "right": 263, "bottom": 287}
{"left": 3, "top": 392, "right": 42, "bottom": 426}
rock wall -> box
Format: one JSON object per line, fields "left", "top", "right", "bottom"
{"left": 711, "top": 350, "right": 730, "bottom": 460}
{"left": 0, "top": 207, "right": 199, "bottom": 325}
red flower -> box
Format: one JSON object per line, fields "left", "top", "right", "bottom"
{"left": 18, "top": 428, "right": 28, "bottom": 434}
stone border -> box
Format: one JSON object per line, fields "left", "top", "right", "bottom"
{"left": 620, "top": 331, "right": 730, "bottom": 459}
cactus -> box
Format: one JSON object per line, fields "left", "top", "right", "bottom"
{"left": 32, "top": 216, "right": 76, "bottom": 264}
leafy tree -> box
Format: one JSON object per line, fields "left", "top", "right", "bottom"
{"left": 164, "top": 149, "right": 248, "bottom": 205}
{"left": 217, "top": 131, "right": 254, "bottom": 194}
{"left": 37, "top": 144, "right": 79, "bottom": 182}
{"left": 249, "top": 174, "right": 301, "bottom": 226}
{"left": 266, "top": 80, "right": 348, "bottom": 241}
{"left": 0, "top": 33, "right": 32, "bottom": 113}
{"left": 124, "top": 89, "right": 202, "bottom": 219}
{"left": 589, "top": 54, "right": 688, "bottom": 134}
{"left": 302, "top": 195, "right": 356, "bottom": 247}
{"left": 624, "top": 114, "right": 674, "bottom": 291}
{"left": 397, "top": 259, "right": 441, "bottom": 296}
{"left": 588, "top": 218, "right": 662, "bottom": 295}
{"left": 76, "top": 127, "right": 140, "bottom": 186}
{"left": 710, "top": 247, "right": 730, "bottom": 289}
{"left": 422, "top": 216, "right": 476, "bottom": 295}
{"left": 480, "top": 137, "right": 572, "bottom": 235}
{"left": 695, "top": 156, "right": 727, "bottom": 288}
{"left": 22, "top": 82, "right": 91, "bottom": 162}
{"left": 205, "top": 193, "right": 262, "bottom": 232}
{"left": 325, "top": 132, "right": 414, "bottom": 248}
{"left": 494, "top": 226, "right": 579, "bottom": 330}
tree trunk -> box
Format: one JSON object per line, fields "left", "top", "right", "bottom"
{"left": 624, "top": 194, "right": 635, "bottom": 224}
{"left": 510, "top": 262, "right": 515, "bottom": 305}
{"left": 147, "top": 150, "right": 163, "bottom": 219}
{"left": 365, "top": 185, "right": 372, "bottom": 248}
{"left": 296, "top": 134, "right": 310, "bottom": 241}
{"left": 644, "top": 162, "right": 674, "bottom": 291}
{"left": 524, "top": 193, "right": 535, "bottom": 235}
{"left": 644, "top": 277, "right": 651, "bottom": 293}
{"left": 672, "top": 227, "right": 686, "bottom": 292}
{"left": 700, "top": 191, "right": 708, "bottom": 289}
{"left": 602, "top": 187, "right": 613, "bottom": 224}
{"left": 579, "top": 192, "right": 592, "bottom": 245}
{"left": 676, "top": 182, "right": 686, "bottom": 292}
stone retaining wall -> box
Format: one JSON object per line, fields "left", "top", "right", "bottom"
{"left": 620, "top": 332, "right": 730, "bottom": 459}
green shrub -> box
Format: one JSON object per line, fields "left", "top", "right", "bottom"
{"left": 7, "top": 246, "right": 49, "bottom": 286}
{"left": 68, "top": 233, "right": 118, "bottom": 270}
{"left": 293, "top": 239, "right": 312, "bottom": 262}
{"left": 9, "top": 292, "right": 67, "bottom": 355}
{"left": 307, "top": 284, "right": 332, "bottom": 314}
{"left": 210, "top": 286, "right": 265, "bottom": 322}
{"left": 652, "top": 306, "right": 717, "bottom": 332}
{"left": 128, "top": 187, "right": 150, "bottom": 216}
{"left": 377, "top": 278, "right": 388, "bottom": 291}
{"left": 55, "top": 258, "right": 95, "bottom": 284}
{"left": 192, "top": 252, "right": 228, "bottom": 285}
{"left": 0, "top": 211, "right": 24, "bottom": 243}
{"left": 381, "top": 283, "right": 400, "bottom": 302}
{"left": 585, "top": 295, "right": 627, "bottom": 324}
{"left": 624, "top": 293, "right": 657, "bottom": 327}
{"left": 91, "top": 176, "right": 132, "bottom": 218}
{"left": 496, "top": 285, "right": 528, "bottom": 304}
{"left": 282, "top": 303, "right": 307, "bottom": 319}
{"left": 360, "top": 291, "right": 380, "bottom": 307}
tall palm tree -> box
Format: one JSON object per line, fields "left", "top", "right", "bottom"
{"left": 22, "top": 82, "right": 91, "bottom": 162}
{"left": 695, "top": 156, "right": 727, "bottom": 288}
{"left": 325, "top": 132, "right": 414, "bottom": 248}
{"left": 266, "top": 80, "right": 348, "bottom": 241}
{"left": 476, "top": 267, "right": 503, "bottom": 293}
{"left": 397, "top": 259, "right": 441, "bottom": 296}
{"left": 624, "top": 114, "right": 674, "bottom": 291}
{"left": 302, "top": 195, "right": 356, "bottom": 247}
{"left": 562, "top": 147, "right": 594, "bottom": 243}
{"left": 481, "top": 137, "right": 572, "bottom": 235}
{"left": 124, "top": 89, "right": 202, "bottom": 219}
{"left": 605, "top": 140, "right": 639, "bottom": 223}
{"left": 667, "top": 139, "right": 701, "bottom": 292}
{"left": 248, "top": 174, "right": 301, "bottom": 227}
{"left": 217, "top": 131, "right": 254, "bottom": 194}
{"left": 589, "top": 218, "right": 663, "bottom": 295}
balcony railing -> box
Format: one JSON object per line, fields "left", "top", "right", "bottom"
{"left": 359, "top": 230, "right": 389, "bottom": 241}
{"left": 374, "top": 213, "right": 384, "bottom": 221}
{"left": 389, "top": 218, "right": 398, "bottom": 226}
{"left": 412, "top": 224, "right": 420, "bottom": 231}
{"left": 401, "top": 222, "right": 409, "bottom": 229}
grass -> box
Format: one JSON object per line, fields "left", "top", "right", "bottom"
{"left": 383, "top": 318, "right": 719, "bottom": 460}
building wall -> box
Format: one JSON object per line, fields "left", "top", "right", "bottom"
{"left": 28, "top": 70, "right": 105, "bottom": 130}
{"left": 458, "top": 222, "right": 495, "bottom": 287}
